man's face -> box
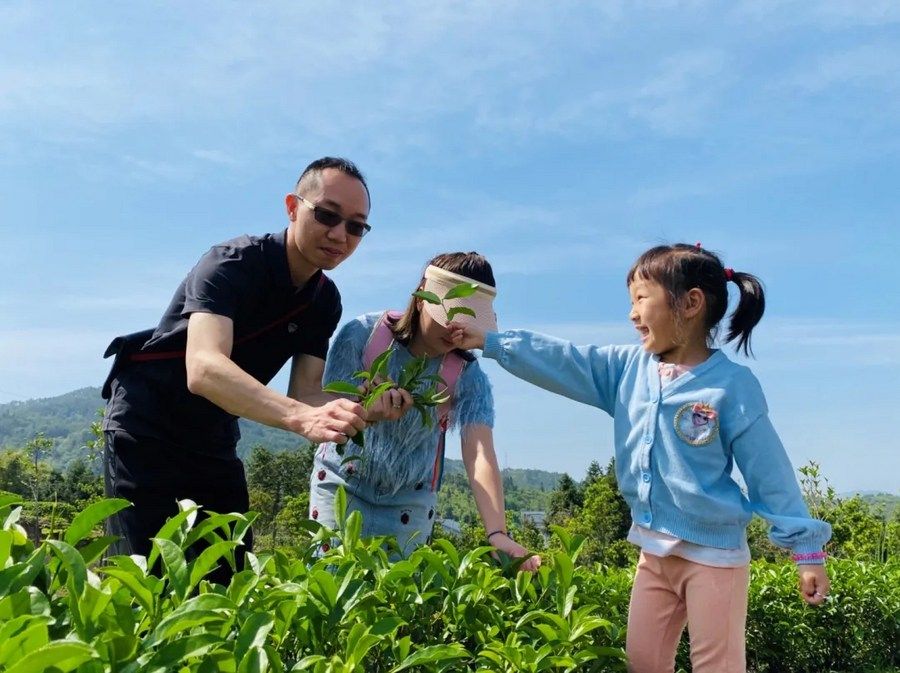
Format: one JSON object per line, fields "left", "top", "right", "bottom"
{"left": 287, "top": 168, "right": 370, "bottom": 278}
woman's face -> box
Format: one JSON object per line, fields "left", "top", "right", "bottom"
{"left": 415, "top": 302, "right": 457, "bottom": 356}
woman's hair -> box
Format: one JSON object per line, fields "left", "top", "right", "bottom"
{"left": 626, "top": 243, "right": 765, "bottom": 356}
{"left": 391, "top": 252, "right": 496, "bottom": 360}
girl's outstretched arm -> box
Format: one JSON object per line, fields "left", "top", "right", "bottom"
{"left": 461, "top": 424, "right": 541, "bottom": 572}
{"left": 451, "top": 324, "right": 627, "bottom": 415}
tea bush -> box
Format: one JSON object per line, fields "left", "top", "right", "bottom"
{"left": 0, "top": 491, "right": 627, "bottom": 672}
{"left": 0, "top": 490, "right": 896, "bottom": 672}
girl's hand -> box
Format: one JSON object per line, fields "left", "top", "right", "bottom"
{"left": 798, "top": 564, "right": 830, "bottom": 606}
{"left": 491, "top": 533, "right": 542, "bottom": 573}
{"left": 364, "top": 380, "right": 414, "bottom": 423}
{"left": 447, "top": 322, "right": 487, "bottom": 350}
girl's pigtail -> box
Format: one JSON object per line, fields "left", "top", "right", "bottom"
{"left": 725, "top": 271, "right": 765, "bottom": 356}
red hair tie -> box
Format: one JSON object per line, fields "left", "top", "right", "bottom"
{"left": 724, "top": 268, "right": 734, "bottom": 281}
{"left": 695, "top": 241, "right": 702, "bottom": 250}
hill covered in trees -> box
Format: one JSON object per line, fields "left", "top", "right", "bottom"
{"left": 0, "top": 387, "right": 565, "bottom": 506}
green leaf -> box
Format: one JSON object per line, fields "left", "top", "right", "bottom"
{"left": 364, "top": 381, "right": 396, "bottom": 410}
{"left": 334, "top": 486, "right": 348, "bottom": 529}
{"left": 291, "top": 655, "right": 327, "bottom": 670}
{"left": 0, "top": 586, "right": 50, "bottom": 620}
{"left": 4, "top": 640, "right": 96, "bottom": 673}
{"left": 147, "top": 501, "right": 200, "bottom": 567}
{"left": 443, "top": 282, "right": 479, "bottom": 300}
{"left": 322, "top": 381, "right": 364, "bottom": 396}
{"left": 152, "top": 537, "right": 188, "bottom": 600}
{"left": 148, "top": 593, "right": 236, "bottom": 644}
{"left": 46, "top": 539, "right": 87, "bottom": 598}
{"left": 340, "top": 454, "right": 362, "bottom": 466}
{"left": 350, "top": 431, "right": 365, "bottom": 448}
{"left": 370, "top": 615, "right": 405, "bottom": 636}
{"left": 76, "top": 535, "right": 118, "bottom": 566}
{"left": 0, "top": 548, "right": 47, "bottom": 596}
{"left": 390, "top": 643, "right": 470, "bottom": 672}
{"left": 343, "top": 510, "right": 362, "bottom": 549}
{"left": 412, "top": 290, "right": 442, "bottom": 304}
{"left": 0, "top": 618, "right": 49, "bottom": 668}
{"left": 142, "top": 633, "right": 223, "bottom": 673}
{"left": 369, "top": 347, "right": 394, "bottom": 381}
{"left": 63, "top": 498, "right": 131, "bottom": 546}
{"left": 344, "top": 623, "right": 379, "bottom": 667}
{"left": 98, "top": 566, "right": 156, "bottom": 615}
{"left": 234, "top": 612, "right": 275, "bottom": 663}
{"left": 188, "top": 541, "right": 239, "bottom": 588}
{"left": 446, "top": 306, "right": 476, "bottom": 322}
{"left": 227, "top": 570, "right": 260, "bottom": 607}
{"left": 238, "top": 646, "right": 269, "bottom": 673}
{"left": 0, "top": 493, "right": 24, "bottom": 510}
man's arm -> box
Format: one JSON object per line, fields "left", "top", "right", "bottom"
{"left": 288, "top": 350, "right": 413, "bottom": 422}
{"left": 185, "top": 312, "right": 366, "bottom": 443}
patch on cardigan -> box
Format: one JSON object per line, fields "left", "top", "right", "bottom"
{"left": 674, "top": 402, "right": 719, "bottom": 446}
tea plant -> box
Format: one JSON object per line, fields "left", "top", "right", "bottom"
{"left": 0, "top": 490, "right": 628, "bottom": 672}
{"left": 321, "top": 282, "right": 481, "bottom": 456}
{"left": 1, "top": 489, "right": 898, "bottom": 672}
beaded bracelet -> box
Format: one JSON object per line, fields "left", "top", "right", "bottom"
{"left": 486, "top": 529, "right": 507, "bottom": 541}
{"left": 792, "top": 551, "right": 827, "bottom": 563}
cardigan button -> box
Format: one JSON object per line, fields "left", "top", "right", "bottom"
{"left": 642, "top": 512, "right": 652, "bottom": 523}
{"left": 643, "top": 435, "right": 653, "bottom": 444}
{"left": 642, "top": 473, "right": 651, "bottom": 483}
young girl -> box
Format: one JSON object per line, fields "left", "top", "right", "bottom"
{"left": 309, "top": 252, "right": 540, "bottom": 570}
{"left": 449, "top": 243, "right": 830, "bottom": 673}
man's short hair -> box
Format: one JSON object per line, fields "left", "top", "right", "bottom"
{"left": 295, "top": 157, "right": 370, "bottom": 205}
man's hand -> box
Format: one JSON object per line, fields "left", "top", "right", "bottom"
{"left": 448, "top": 321, "right": 487, "bottom": 350}
{"left": 365, "top": 384, "right": 414, "bottom": 423}
{"left": 491, "top": 533, "right": 542, "bottom": 573}
{"left": 285, "top": 398, "right": 367, "bottom": 444}
{"left": 798, "top": 564, "right": 830, "bottom": 606}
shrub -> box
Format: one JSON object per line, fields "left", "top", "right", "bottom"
{"left": 1, "top": 490, "right": 896, "bottom": 673}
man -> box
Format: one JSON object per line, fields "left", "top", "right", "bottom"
{"left": 101, "top": 157, "right": 410, "bottom": 578}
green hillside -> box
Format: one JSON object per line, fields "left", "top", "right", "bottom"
{"left": 0, "top": 387, "right": 567, "bottom": 495}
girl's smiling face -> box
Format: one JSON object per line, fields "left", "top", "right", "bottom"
{"left": 629, "top": 277, "right": 679, "bottom": 359}
{"left": 628, "top": 276, "right": 711, "bottom": 365}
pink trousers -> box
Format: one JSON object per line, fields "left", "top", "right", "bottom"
{"left": 626, "top": 552, "right": 750, "bottom": 673}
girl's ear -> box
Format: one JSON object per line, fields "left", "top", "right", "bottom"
{"left": 683, "top": 288, "right": 706, "bottom": 320}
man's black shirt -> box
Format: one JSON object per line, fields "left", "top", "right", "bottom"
{"left": 102, "top": 229, "right": 341, "bottom": 457}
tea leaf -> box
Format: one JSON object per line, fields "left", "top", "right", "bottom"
{"left": 322, "top": 381, "right": 364, "bottom": 396}
{"left": 446, "top": 306, "right": 476, "bottom": 322}
{"left": 443, "top": 282, "right": 479, "bottom": 300}
{"left": 63, "top": 498, "right": 131, "bottom": 546}
{"left": 412, "top": 290, "right": 442, "bottom": 304}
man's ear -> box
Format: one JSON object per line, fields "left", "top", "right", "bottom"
{"left": 683, "top": 288, "right": 706, "bottom": 319}
{"left": 285, "top": 194, "right": 297, "bottom": 220}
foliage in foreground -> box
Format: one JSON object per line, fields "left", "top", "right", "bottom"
{"left": 0, "top": 491, "right": 626, "bottom": 672}
{"left": 0, "top": 490, "right": 898, "bottom": 672}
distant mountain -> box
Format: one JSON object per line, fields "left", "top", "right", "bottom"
{"left": 850, "top": 493, "right": 900, "bottom": 517}
{"left": 0, "top": 387, "right": 567, "bottom": 492}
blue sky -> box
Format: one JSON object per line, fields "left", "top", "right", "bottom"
{"left": 1, "top": 2, "right": 898, "bottom": 493}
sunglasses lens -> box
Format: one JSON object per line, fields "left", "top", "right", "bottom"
{"left": 313, "top": 207, "right": 343, "bottom": 227}
{"left": 346, "top": 221, "right": 370, "bottom": 238}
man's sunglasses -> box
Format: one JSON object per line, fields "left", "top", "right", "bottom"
{"left": 294, "top": 194, "right": 371, "bottom": 238}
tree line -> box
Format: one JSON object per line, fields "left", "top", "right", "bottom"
{"left": 1, "top": 426, "right": 897, "bottom": 566}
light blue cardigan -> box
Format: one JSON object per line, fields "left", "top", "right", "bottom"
{"left": 484, "top": 330, "right": 831, "bottom": 554}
